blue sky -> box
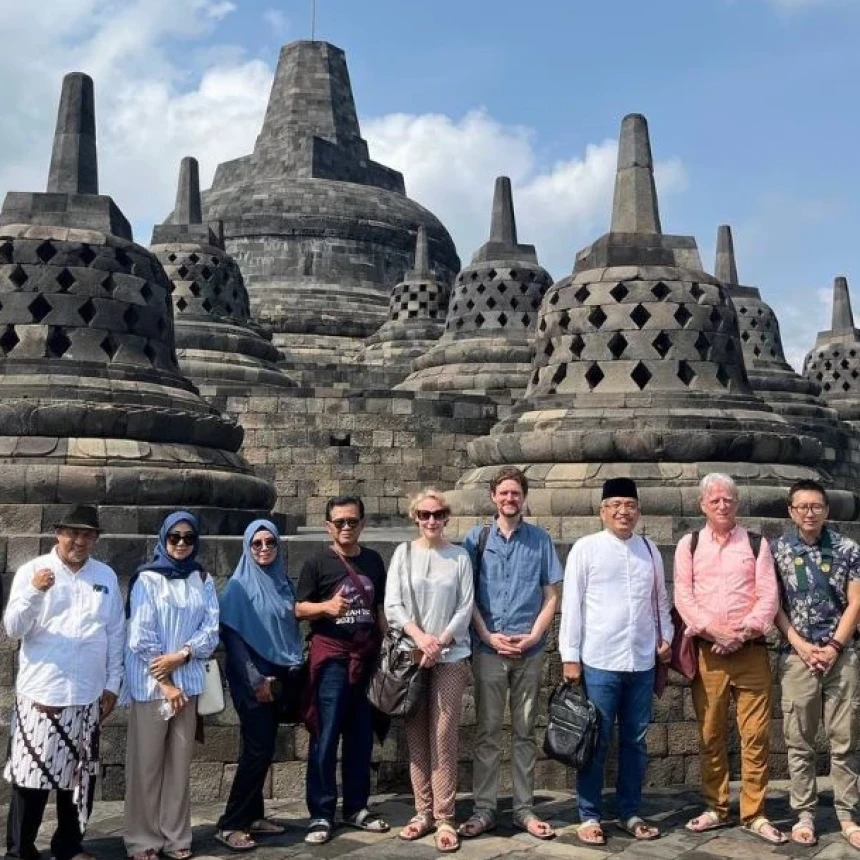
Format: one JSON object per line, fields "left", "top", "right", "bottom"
{"left": 1, "top": 0, "right": 859, "bottom": 367}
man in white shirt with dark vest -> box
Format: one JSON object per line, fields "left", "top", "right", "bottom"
{"left": 560, "top": 478, "right": 672, "bottom": 847}
{"left": 4, "top": 505, "right": 124, "bottom": 860}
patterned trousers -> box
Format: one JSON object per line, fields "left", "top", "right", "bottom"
{"left": 404, "top": 660, "right": 471, "bottom": 822}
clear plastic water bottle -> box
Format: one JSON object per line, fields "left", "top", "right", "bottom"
{"left": 158, "top": 700, "right": 174, "bottom": 721}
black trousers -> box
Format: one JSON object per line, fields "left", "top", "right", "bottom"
{"left": 5, "top": 781, "right": 95, "bottom": 860}
{"left": 217, "top": 702, "right": 279, "bottom": 832}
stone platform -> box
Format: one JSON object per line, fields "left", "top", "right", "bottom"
{"left": 28, "top": 781, "right": 860, "bottom": 859}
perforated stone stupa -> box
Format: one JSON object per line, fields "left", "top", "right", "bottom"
{"left": 398, "top": 176, "right": 553, "bottom": 396}
{"left": 0, "top": 73, "right": 275, "bottom": 535}
{"left": 202, "top": 40, "right": 460, "bottom": 359}
{"left": 450, "top": 114, "right": 846, "bottom": 525}
{"left": 150, "top": 157, "right": 293, "bottom": 394}
{"left": 359, "top": 226, "right": 448, "bottom": 366}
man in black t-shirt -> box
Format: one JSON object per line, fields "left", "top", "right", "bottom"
{"left": 296, "top": 496, "right": 389, "bottom": 844}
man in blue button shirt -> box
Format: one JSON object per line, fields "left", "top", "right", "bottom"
{"left": 459, "top": 466, "right": 562, "bottom": 840}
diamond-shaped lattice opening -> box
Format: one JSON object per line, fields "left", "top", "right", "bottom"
{"left": 486, "top": 296, "right": 497, "bottom": 309}
{"left": 101, "top": 274, "right": 116, "bottom": 295}
{"left": 211, "top": 256, "right": 220, "bottom": 266}
{"left": 123, "top": 306, "right": 140, "bottom": 329}
{"left": 588, "top": 307, "right": 608, "bottom": 329}
{"left": 531, "top": 369, "right": 540, "bottom": 386}
{"left": 520, "top": 282, "right": 530, "bottom": 293}
{"left": 474, "top": 312, "right": 485, "bottom": 328}
{"left": 0, "top": 242, "right": 14, "bottom": 263}
{"left": 79, "top": 245, "right": 97, "bottom": 265}
{"left": 487, "top": 269, "right": 497, "bottom": 280}
{"left": 574, "top": 285, "right": 590, "bottom": 304}
{"left": 853, "top": 370, "right": 860, "bottom": 379}
{"left": 177, "top": 265, "right": 189, "bottom": 279}
{"left": 8, "top": 264, "right": 28, "bottom": 288}
{"left": 201, "top": 267, "right": 212, "bottom": 281}
{"left": 100, "top": 334, "right": 118, "bottom": 359}
{"left": 749, "top": 317, "right": 758, "bottom": 329}
{"left": 498, "top": 312, "right": 508, "bottom": 326}
{"left": 36, "top": 241, "right": 57, "bottom": 263}
{"left": 558, "top": 310, "right": 571, "bottom": 331}
{"left": 570, "top": 333, "right": 585, "bottom": 358}
{"left": 652, "top": 332, "right": 672, "bottom": 358}
{"left": 140, "top": 283, "right": 153, "bottom": 303}
{"left": 674, "top": 305, "right": 693, "bottom": 327}
{"left": 630, "top": 361, "right": 652, "bottom": 390}
{"left": 0, "top": 325, "right": 19, "bottom": 355}
{"left": 189, "top": 282, "right": 201, "bottom": 297}
{"left": 56, "top": 268, "right": 76, "bottom": 292}
{"left": 753, "top": 346, "right": 761, "bottom": 357}
{"left": 710, "top": 307, "right": 723, "bottom": 328}
{"left": 143, "top": 342, "right": 157, "bottom": 365}
{"left": 678, "top": 360, "right": 696, "bottom": 386}
{"left": 694, "top": 332, "right": 711, "bottom": 360}
{"left": 842, "top": 359, "right": 850, "bottom": 369}
{"left": 115, "top": 248, "right": 132, "bottom": 269}
{"left": 834, "top": 371, "right": 842, "bottom": 380}
{"left": 538, "top": 319, "right": 547, "bottom": 333}
{"left": 455, "top": 318, "right": 464, "bottom": 329}
{"left": 651, "top": 282, "right": 671, "bottom": 301}
{"left": 476, "top": 283, "right": 487, "bottom": 294}
{"left": 189, "top": 253, "right": 199, "bottom": 264}
{"left": 509, "top": 270, "right": 518, "bottom": 280}
{"left": 78, "top": 299, "right": 96, "bottom": 325}
{"left": 585, "top": 362, "right": 604, "bottom": 390}
{"left": 47, "top": 326, "right": 71, "bottom": 357}
{"left": 28, "top": 294, "right": 52, "bottom": 322}
{"left": 823, "top": 382, "right": 831, "bottom": 391}
{"left": 497, "top": 282, "right": 508, "bottom": 294}
{"left": 466, "top": 299, "right": 475, "bottom": 311}
{"left": 549, "top": 291, "right": 560, "bottom": 306}
{"left": 176, "top": 297, "right": 188, "bottom": 311}
{"left": 690, "top": 283, "right": 705, "bottom": 301}
{"left": 607, "top": 332, "right": 628, "bottom": 359}
{"left": 843, "top": 381, "right": 851, "bottom": 392}
{"left": 167, "top": 253, "right": 177, "bottom": 263}
{"left": 202, "top": 299, "right": 212, "bottom": 313}
{"left": 531, "top": 297, "right": 542, "bottom": 310}
{"left": 824, "top": 361, "right": 833, "bottom": 370}
{"left": 715, "top": 365, "right": 730, "bottom": 388}
{"left": 610, "top": 283, "right": 629, "bottom": 302}
{"left": 510, "top": 297, "right": 519, "bottom": 310}
{"left": 851, "top": 350, "right": 857, "bottom": 358}
{"left": 741, "top": 331, "right": 750, "bottom": 341}
{"left": 521, "top": 314, "right": 531, "bottom": 327}
{"left": 551, "top": 363, "right": 566, "bottom": 387}
{"left": 629, "top": 304, "right": 651, "bottom": 329}
{"left": 739, "top": 306, "right": 748, "bottom": 315}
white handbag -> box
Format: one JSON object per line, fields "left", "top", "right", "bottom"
{"left": 197, "top": 658, "right": 226, "bottom": 716}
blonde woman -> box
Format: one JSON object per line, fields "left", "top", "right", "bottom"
{"left": 384, "top": 489, "right": 474, "bottom": 853}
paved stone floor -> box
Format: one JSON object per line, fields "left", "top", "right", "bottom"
{"left": 18, "top": 780, "right": 860, "bottom": 860}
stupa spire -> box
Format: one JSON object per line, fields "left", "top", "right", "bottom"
{"left": 715, "top": 224, "right": 739, "bottom": 285}
{"left": 489, "top": 176, "right": 517, "bottom": 246}
{"left": 46, "top": 72, "right": 98, "bottom": 195}
{"left": 832, "top": 276, "right": 855, "bottom": 332}
{"left": 610, "top": 113, "right": 661, "bottom": 234}
{"left": 412, "top": 226, "right": 430, "bottom": 277}
{"left": 173, "top": 157, "right": 202, "bottom": 225}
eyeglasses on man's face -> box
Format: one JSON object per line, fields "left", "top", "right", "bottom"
{"left": 166, "top": 532, "right": 196, "bottom": 546}
{"left": 705, "top": 496, "right": 737, "bottom": 508}
{"left": 329, "top": 517, "right": 360, "bottom": 530}
{"left": 250, "top": 538, "right": 278, "bottom": 550}
{"left": 602, "top": 500, "right": 638, "bottom": 512}
{"left": 790, "top": 503, "right": 826, "bottom": 514}
{"left": 416, "top": 509, "right": 449, "bottom": 522}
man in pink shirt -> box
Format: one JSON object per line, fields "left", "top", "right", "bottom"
{"left": 674, "top": 473, "right": 783, "bottom": 845}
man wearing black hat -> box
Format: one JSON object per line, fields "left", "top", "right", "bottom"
{"left": 559, "top": 478, "right": 672, "bottom": 846}
{"left": 3, "top": 505, "right": 124, "bottom": 860}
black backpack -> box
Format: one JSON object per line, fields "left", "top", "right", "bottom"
{"left": 543, "top": 682, "right": 600, "bottom": 770}
{"left": 689, "top": 528, "right": 762, "bottom": 559}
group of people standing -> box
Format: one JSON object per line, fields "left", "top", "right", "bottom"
{"left": 2, "top": 466, "right": 860, "bottom": 859}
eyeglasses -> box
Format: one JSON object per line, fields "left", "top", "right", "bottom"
{"left": 791, "top": 503, "right": 826, "bottom": 514}
{"left": 166, "top": 532, "right": 196, "bottom": 546}
{"left": 250, "top": 539, "right": 278, "bottom": 550}
{"left": 329, "top": 517, "right": 361, "bottom": 530}
{"left": 416, "top": 509, "right": 449, "bottom": 521}
{"left": 602, "top": 501, "right": 638, "bottom": 512}
{"left": 705, "top": 497, "right": 737, "bottom": 508}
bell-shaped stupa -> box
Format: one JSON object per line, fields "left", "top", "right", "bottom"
{"left": 150, "top": 157, "right": 294, "bottom": 394}
{"left": 0, "top": 73, "right": 275, "bottom": 534}
{"left": 202, "top": 40, "right": 460, "bottom": 362}
{"left": 450, "top": 114, "right": 847, "bottom": 525}
{"left": 397, "top": 176, "right": 552, "bottom": 396}
{"left": 359, "top": 226, "right": 448, "bottom": 366}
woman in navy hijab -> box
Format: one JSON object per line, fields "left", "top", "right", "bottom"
{"left": 124, "top": 511, "right": 220, "bottom": 860}
{"left": 215, "top": 519, "right": 304, "bottom": 851}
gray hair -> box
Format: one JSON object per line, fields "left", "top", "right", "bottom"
{"left": 699, "top": 472, "right": 738, "bottom": 500}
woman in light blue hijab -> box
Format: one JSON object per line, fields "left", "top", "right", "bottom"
{"left": 216, "top": 519, "right": 303, "bottom": 851}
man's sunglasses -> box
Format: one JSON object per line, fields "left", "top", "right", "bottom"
{"left": 250, "top": 538, "right": 278, "bottom": 550}
{"left": 329, "top": 517, "right": 360, "bottom": 530}
{"left": 166, "top": 532, "right": 196, "bottom": 546}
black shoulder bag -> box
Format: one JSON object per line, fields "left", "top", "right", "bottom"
{"left": 543, "top": 681, "right": 600, "bottom": 770}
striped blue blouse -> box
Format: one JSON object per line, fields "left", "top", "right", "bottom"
{"left": 125, "top": 570, "right": 220, "bottom": 702}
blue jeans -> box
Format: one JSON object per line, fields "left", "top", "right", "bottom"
{"left": 576, "top": 665, "right": 654, "bottom": 822}
{"left": 306, "top": 658, "right": 374, "bottom": 823}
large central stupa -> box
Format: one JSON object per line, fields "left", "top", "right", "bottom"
{"left": 202, "top": 40, "right": 460, "bottom": 359}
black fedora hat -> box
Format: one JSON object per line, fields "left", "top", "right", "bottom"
{"left": 53, "top": 504, "right": 100, "bottom": 532}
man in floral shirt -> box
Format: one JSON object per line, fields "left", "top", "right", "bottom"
{"left": 772, "top": 479, "right": 860, "bottom": 850}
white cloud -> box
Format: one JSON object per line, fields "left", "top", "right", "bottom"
{"left": 365, "top": 110, "right": 688, "bottom": 279}
{"left": 263, "top": 7, "right": 290, "bottom": 37}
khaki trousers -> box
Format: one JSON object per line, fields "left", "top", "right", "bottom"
{"left": 124, "top": 697, "right": 198, "bottom": 855}
{"left": 691, "top": 643, "right": 772, "bottom": 823}
{"left": 472, "top": 649, "right": 543, "bottom": 818}
{"left": 780, "top": 649, "right": 860, "bottom": 821}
